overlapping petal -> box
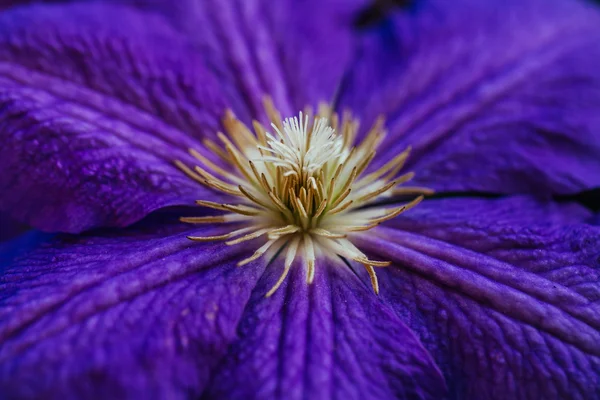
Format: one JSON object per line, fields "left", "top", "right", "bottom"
{"left": 357, "top": 197, "right": 600, "bottom": 399}
{"left": 0, "top": 217, "right": 266, "bottom": 398}
{"left": 341, "top": 0, "right": 600, "bottom": 195}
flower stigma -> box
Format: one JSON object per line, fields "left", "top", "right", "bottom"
{"left": 176, "top": 99, "right": 432, "bottom": 297}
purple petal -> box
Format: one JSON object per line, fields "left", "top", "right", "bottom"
{"left": 205, "top": 258, "right": 446, "bottom": 400}
{"left": 0, "top": 219, "right": 266, "bottom": 398}
{"left": 357, "top": 197, "right": 600, "bottom": 399}
{"left": 0, "top": 3, "right": 234, "bottom": 233}
{"left": 0, "top": 0, "right": 372, "bottom": 233}
{"left": 341, "top": 0, "right": 600, "bottom": 195}
{"left": 71, "top": 0, "right": 370, "bottom": 120}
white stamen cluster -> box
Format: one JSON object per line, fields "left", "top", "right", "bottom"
{"left": 176, "top": 99, "right": 431, "bottom": 296}
{"left": 260, "top": 114, "right": 343, "bottom": 177}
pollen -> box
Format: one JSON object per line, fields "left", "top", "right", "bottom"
{"left": 176, "top": 99, "right": 432, "bottom": 297}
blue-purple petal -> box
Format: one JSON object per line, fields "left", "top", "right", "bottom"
{"left": 89, "top": 0, "right": 371, "bottom": 119}
{"left": 0, "top": 3, "right": 232, "bottom": 233}
{"left": 357, "top": 196, "right": 600, "bottom": 399}
{"left": 0, "top": 220, "right": 265, "bottom": 398}
{"left": 205, "top": 257, "right": 446, "bottom": 400}
{"left": 341, "top": 0, "right": 600, "bottom": 195}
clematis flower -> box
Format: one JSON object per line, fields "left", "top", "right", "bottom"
{"left": 1, "top": 0, "right": 600, "bottom": 399}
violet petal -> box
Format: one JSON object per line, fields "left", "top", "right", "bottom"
{"left": 357, "top": 197, "right": 600, "bottom": 399}
{"left": 341, "top": 0, "right": 600, "bottom": 195}
{"left": 205, "top": 257, "right": 447, "bottom": 400}
{"left": 0, "top": 3, "right": 236, "bottom": 233}
{"left": 0, "top": 220, "right": 265, "bottom": 398}
{"left": 89, "top": 0, "right": 371, "bottom": 120}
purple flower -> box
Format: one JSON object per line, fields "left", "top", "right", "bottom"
{"left": 1, "top": 0, "right": 600, "bottom": 399}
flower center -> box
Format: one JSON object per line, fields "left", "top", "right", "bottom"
{"left": 176, "top": 99, "right": 431, "bottom": 296}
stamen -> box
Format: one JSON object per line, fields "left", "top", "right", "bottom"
{"left": 266, "top": 236, "right": 300, "bottom": 297}
{"left": 202, "top": 138, "right": 229, "bottom": 161}
{"left": 269, "top": 225, "right": 300, "bottom": 239}
{"left": 363, "top": 263, "right": 380, "bottom": 295}
{"left": 180, "top": 215, "right": 238, "bottom": 224}
{"left": 311, "top": 228, "right": 346, "bottom": 239}
{"left": 328, "top": 199, "right": 354, "bottom": 215}
{"left": 304, "top": 235, "right": 316, "bottom": 284}
{"left": 187, "top": 233, "right": 233, "bottom": 242}
{"left": 238, "top": 185, "right": 276, "bottom": 211}
{"left": 392, "top": 186, "right": 436, "bottom": 196}
{"left": 177, "top": 99, "right": 430, "bottom": 296}
{"left": 238, "top": 239, "right": 279, "bottom": 267}
{"left": 226, "top": 228, "right": 269, "bottom": 245}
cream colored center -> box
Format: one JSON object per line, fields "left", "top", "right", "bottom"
{"left": 176, "top": 100, "right": 431, "bottom": 297}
